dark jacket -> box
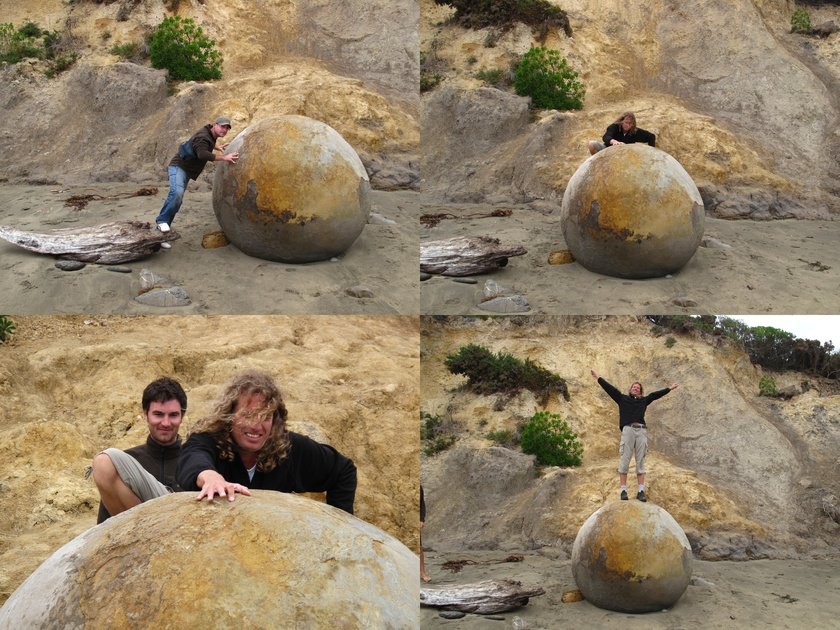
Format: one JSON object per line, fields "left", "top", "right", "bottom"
{"left": 420, "top": 485, "right": 426, "bottom": 523}
{"left": 597, "top": 377, "right": 671, "bottom": 430}
{"left": 96, "top": 436, "right": 183, "bottom": 524}
{"left": 169, "top": 124, "right": 218, "bottom": 180}
{"left": 602, "top": 122, "right": 656, "bottom": 148}
{"left": 176, "top": 431, "right": 357, "bottom": 514}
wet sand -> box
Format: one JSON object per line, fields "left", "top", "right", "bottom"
{"left": 421, "top": 549, "right": 840, "bottom": 629}
{"left": 420, "top": 202, "right": 840, "bottom": 315}
{"left": 0, "top": 183, "right": 420, "bottom": 314}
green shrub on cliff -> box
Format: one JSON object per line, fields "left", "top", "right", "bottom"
{"left": 434, "top": 0, "right": 572, "bottom": 37}
{"left": 149, "top": 16, "right": 222, "bottom": 81}
{"left": 520, "top": 411, "right": 582, "bottom": 467}
{"left": 791, "top": 8, "right": 812, "bottom": 33}
{"left": 0, "top": 21, "right": 77, "bottom": 77}
{"left": 0, "top": 316, "right": 16, "bottom": 343}
{"left": 514, "top": 46, "right": 585, "bottom": 110}
{"left": 445, "top": 343, "right": 569, "bottom": 404}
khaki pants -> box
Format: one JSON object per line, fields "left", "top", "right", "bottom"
{"left": 618, "top": 425, "right": 648, "bottom": 474}
{"left": 100, "top": 448, "right": 171, "bottom": 502}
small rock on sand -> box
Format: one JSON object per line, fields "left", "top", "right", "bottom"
{"left": 346, "top": 285, "right": 375, "bottom": 298}
{"left": 55, "top": 260, "right": 86, "bottom": 271}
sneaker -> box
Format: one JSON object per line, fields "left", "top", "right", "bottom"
{"left": 157, "top": 222, "right": 171, "bottom": 233}
{"left": 160, "top": 242, "right": 172, "bottom": 250}
{"left": 636, "top": 490, "right": 647, "bottom": 502}
{"left": 620, "top": 490, "right": 628, "bottom": 501}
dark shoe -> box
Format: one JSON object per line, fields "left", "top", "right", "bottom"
{"left": 620, "top": 490, "right": 628, "bottom": 501}
{"left": 637, "top": 490, "right": 647, "bottom": 502}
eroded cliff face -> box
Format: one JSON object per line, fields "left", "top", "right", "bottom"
{"left": 0, "top": 315, "right": 420, "bottom": 604}
{"left": 420, "top": 317, "right": 840, "bottom": 559}
{"left": 0, "top": 0, "right": 419, "bottom": 188}
{"left": 421, "top": 0, "right": 840, "bottom": 218}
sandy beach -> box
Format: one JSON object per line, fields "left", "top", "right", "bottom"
{"left": 420, "top": 202, "right": 840, "bottom": 315}
{"left": 420, "top": 549, "right": 840, "bottom": 629}
{"left": 0, "top": 183, "right": 419, "bottom": 314}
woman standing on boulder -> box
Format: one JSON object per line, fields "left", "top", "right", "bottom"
{"left": 590, "top": 369, "right": 678, "bottom": 502}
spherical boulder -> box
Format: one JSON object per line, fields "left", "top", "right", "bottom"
{"left": 213, "top": 115, "right": 371, "bottom": 263}
{"left": 0, "top": 491, "right": 417, "bottom": 629}
{"left": 560, "top": 144, "right": 704, "bottom": 278}
{"left": 571, "top": 500, "right": 693, "bottom": 613}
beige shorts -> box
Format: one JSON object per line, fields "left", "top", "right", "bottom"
{"left": 618, "top": 425, "right": 648, "bottom": 474}
{"left": 100, "top": 448, "right": 171, "bottom": 502}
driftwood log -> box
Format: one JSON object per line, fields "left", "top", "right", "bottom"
{"left": 420, "top": 236, "right": 527, "bottom": 276}
{"left": 420, "top": 579, "right": 546, "bottom": 614}
{"left": 0, "top": 221, "right": 177, "bottom": 264}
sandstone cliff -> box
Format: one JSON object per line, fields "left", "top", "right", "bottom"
{"left": 0, "top": 0, "right": 419, "bottom": 190}
{"left": 420, "top": 316, "right": 840, "bottom": 560}
{"left": 421, "top": 0, "right": 840, "bottom": 219}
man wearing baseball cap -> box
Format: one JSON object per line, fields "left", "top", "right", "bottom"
{"left": 153, "top": 115, "right": 239, "bottom": 248}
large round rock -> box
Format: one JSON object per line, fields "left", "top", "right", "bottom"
{"left": 560, "top": 144, "right": 704, "bottom": 278}
{"left": 571, "top": 500, "right": 693, "bottom": 613}
{"left": 213, "top": 115, "right": 371, "bottom": 263}
{"left": 0, "top": 491, "right": 417, "bottom": 629}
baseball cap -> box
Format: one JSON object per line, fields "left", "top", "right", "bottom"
{"left": 215, "top": 116, "right": 232, "bottom": 128}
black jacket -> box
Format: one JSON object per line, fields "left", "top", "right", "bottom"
{"left": 597, "top": 377, "right": 671, "bottom": 430}
{"left": 169, "top": 124, "right": 218, "bottom": 180}
{"left": 603, "top": 122, "right": 656, "bottom": 148}
{"left": 176, "top": 431, "right": 357, "bottom": 514}
{"left": 96, "top": 435, "right": 182, "bottom": 524}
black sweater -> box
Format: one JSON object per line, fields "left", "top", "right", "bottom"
{"left": 597, "top": 377, "right": 671, "bottom": 430}
{"left": 176, "top": 431, "right": 357, "bottom": 514}
{"left": 96, "top": 435, "right": 182, "bottom": 524}
{"left": 602, "top": 122, "right": 656, "bottom": 148}
{"left": 169, "top": 124, "right": 218, "bottom": 180}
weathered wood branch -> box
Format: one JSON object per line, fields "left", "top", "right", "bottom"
{"left": 0, "top": 221, "right": 177, "bottom": 264}
{"left": 420, "top": 236, "right": 527, "bottom": 276}
{"left": 420, "top": 579, "right": 545, "bottom": 614}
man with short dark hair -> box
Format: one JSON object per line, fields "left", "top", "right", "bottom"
{"left": 154, "top": 116, "right": 240, "bottom": 248}
{"left": 92, "top": 377, "right": 187, "bottom": 523}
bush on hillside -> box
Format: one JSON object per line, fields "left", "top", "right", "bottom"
{"left": 149, "top": 16, "right": 222, "bottom": 81}
{"left": 0, "top": 315, "right": 16, "bottom": 343}
{"left": 445, "top": 343, "right": 569, "bottom": 404}
{"left": 434, "top": 0, "right": 572, "bottom": 37}
{"left": 421, "top": 411, "right": 459, "bottom": 456}
{"left": 759, "top": 374, "right": 778, "bottom": 397}
{"left": 0, "top": 21, "right": 78, "bottom": 77}
{"left": 791, "top": 8, "right": 812, "bottom": 33}
{"left": 514, "top": 46, "right": 585, "bottom": 110}
{"left": 520, "top": 411, "right": 582, "bottom": 466}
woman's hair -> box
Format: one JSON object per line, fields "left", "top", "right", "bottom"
{"left": 191, "top": 369, "right": 291, "bottom": 472}
{"left": 614, "top": 111, "right": 637, "bottom": 133}
{"left": 629, "top": 381, "right": 644, "bottom": 396}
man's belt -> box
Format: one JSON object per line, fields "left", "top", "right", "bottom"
{"left": 630, "top": 422, "right": 646, "bottom": 429}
